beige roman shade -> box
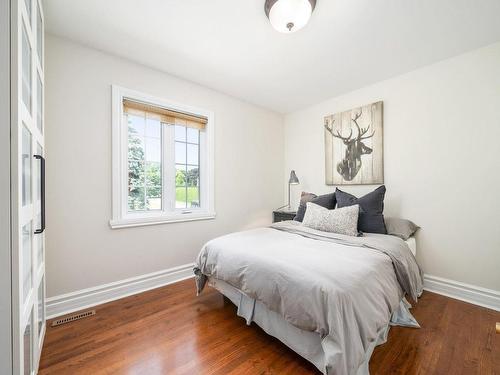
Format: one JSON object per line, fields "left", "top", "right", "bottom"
{"left": 123, "top": 99, "right": 207, "bottom": 130}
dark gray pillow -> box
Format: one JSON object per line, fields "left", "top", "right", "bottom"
{"left": 335, "top": 186, "right": 387, "bottom": 234}
{"left": 294, "top": 192, "right": 336, "bottom": 222}
{"left": 385, "top": 217, "right": 419, "bottom": 240}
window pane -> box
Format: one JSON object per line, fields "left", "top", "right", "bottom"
{"left": 145, "top": 138, "right": 161, "bottom": 162}
{"left": 188, "top": 187, "right": 200, "bottom": 208}
{"left": 175, "top": 125, "right": 186, "bottom": 141}
{"left": 128, "top": 114, "right": 145, "bottom": 136}
{"left": 23, "top": 310, "right": 32, "bottom": 375}
{"left": 37, "top": 278, "right": 44, "bottom": 337}
{"left": 128, "top": 160, "right": 146, "bottom": 212}
{"left": 187, "top": 144, "right": 199, "bottom": 165}
{"left": 186, "top": 165, "right": 199, "bottom": 188}
{"left": 175, "top": 142, "right": 186, "bottom": 164}
{"left": 176, "top": 164, "right": 186, "bottom": 186}
{"left": 175, "top": 187, "right": 187, "bottom": 209}
{"left": 146, "top": 186, "right": 162, "bottom": 210}
{"left": 128, "top": 115, "right": 162, "bottom": 212}
{"left": 186, "top": 166, "right": 200, "bottom": 208}
{"left": 37, "top": 4, "right": 43, "bottom": 66}
{"left": 36, "top": 144, "right": 42, "bottom": 202}
{"left": 145, "top": 118, "right": 161, "bottom": 138}
{"left": 128, "top": 136, "right": 144, "bottom": 161}
{"left": 22, "top": 125, "right": 31, "bottom": 206}
{"left": 37, "top": 74, "right": 42, "bottom": 133}
{"left": 24, "top": 0, "right": 31, "bottom": 23}
{"left": 145, "top": 162, "right": 161, "bottom": 186}
{"left": 22, "top": 24, "right": 32, "bottom": 113}
{"left": 23, "top": 222, "right": 32, "bottom": 302}
{"left": 36, "top": 212, "right": 43, "bottom": 267}
{"left": 176, "top": 164, "right": 187, "bottom": 209}
{"left": 128, "top": 186, "right": 145, "bottom": 211}
{"left": 187, "top": 128, "right": 199, "bottom": 144}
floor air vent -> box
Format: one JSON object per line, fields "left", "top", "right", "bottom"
{"left": 51, "top": 310, "right": 96, "bottom": 327}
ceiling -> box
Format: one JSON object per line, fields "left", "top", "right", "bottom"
{"left": 45, "top": 0, "right": 500, "bottom": 114}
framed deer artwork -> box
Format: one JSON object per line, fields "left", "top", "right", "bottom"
{"left": 324, "top": 101, "right": 384, "bottom": 185}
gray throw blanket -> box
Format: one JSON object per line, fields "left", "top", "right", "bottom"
{"left": 194, "top": 221, "right": 423, "bottom": 375}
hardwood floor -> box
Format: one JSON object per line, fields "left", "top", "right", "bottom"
{"left": 39, "top": 279, "right": 500, "bottom": 375}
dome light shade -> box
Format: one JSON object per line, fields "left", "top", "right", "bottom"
{"left": 265, "top": 0, "right": 316, "bottom": 33}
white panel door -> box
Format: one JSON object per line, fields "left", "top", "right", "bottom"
{"left": 1, "top": 0, "right": 13, "bottom": 374}
{"left": 12, "top": 0, "right": 46, "bottom": 373}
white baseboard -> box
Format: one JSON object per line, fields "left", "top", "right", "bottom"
{"left": 46, "top": 268, "right": 500, "bottom": 319}
{"left": 424, "top": 274, "right": 500, "bottom": 312}
{"left": 46, "top": 263, "right": 195, "bottom": 319}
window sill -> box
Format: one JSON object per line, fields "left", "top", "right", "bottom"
{"left": 109, "top": 211, "right": 216, "bottom": 229}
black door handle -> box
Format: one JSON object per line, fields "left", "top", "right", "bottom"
{"left": 34, "top": 154, "right": 45, "bottom": 234}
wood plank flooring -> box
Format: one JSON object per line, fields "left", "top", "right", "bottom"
{"left": 39, "top": 279, "right": 500, "bottom": 374}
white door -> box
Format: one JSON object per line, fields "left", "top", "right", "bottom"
{"left": 1, "top": 0, "right": 13, "bottom": 374}
{"left": 12, "top": 0, "right": 46, "bottom": 373}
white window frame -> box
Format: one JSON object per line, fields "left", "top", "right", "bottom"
{"left": 110, "top": 85, "right": 215, "bottom": 229}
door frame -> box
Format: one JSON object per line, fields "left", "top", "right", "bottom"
{"left": 0, "top": 0, "right": 13, "bottom": 374}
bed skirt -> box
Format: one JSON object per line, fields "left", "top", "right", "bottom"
{"left": 208, "top": 277, "right": 419, "bottom": 375}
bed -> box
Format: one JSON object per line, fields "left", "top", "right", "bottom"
{"left": 194, "top": 220, "right": 423, "bottom": 375}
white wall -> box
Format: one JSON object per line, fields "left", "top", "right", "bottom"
{"left": 285, "top": 42, "right": 500, "bottom": 291}
{"left": 45, "top": 35, "right": 284, "bottom": 297}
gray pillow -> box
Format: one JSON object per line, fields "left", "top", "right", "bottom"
{"left": 302, "top": 203, "right": 359, "bottom": 237}
{"left": 294, "top": 192, "right": 336, "bottom": 222}
{"left": 385, "top": 217, "right": 420, "bottom": 240}
{"left": 335, "top": 186, "right": 387, "bottom": 234}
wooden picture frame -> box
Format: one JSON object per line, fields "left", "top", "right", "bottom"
{"left": 324, "top": 101, "right": 384, "bottom": 185}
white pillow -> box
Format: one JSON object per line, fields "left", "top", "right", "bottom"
{"left": 302, "top": 202, "right": 359, "bottom": 236}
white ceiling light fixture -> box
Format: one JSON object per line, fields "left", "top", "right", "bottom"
{"left": 265, "top": 0, "right": 317, "bottom": 33}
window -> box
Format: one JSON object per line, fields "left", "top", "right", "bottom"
{"left": 110, "top": 86, "right": 215, "bottom": 228}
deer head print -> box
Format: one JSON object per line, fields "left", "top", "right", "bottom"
{"left": 324, "top": 110, "right": 375, "bottom": 181}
